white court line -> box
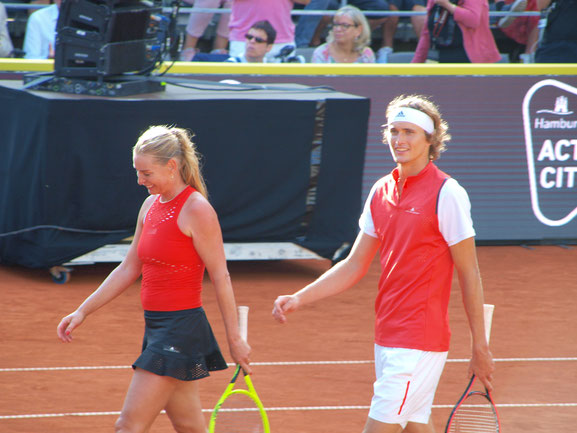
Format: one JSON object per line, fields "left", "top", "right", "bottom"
{"left": 0, "top": 365, "right": 131, "bottom": 372}
{"left": 1, "top": 357, "right": 576, "bottom": 372}
{"left": 254, "top": 357, "right": 577, "bottom": 365}
{"left": 2, "top": 359, "right": 575, "bottom": 420}
{"left": 1, "top": 403, "right": 576, "bottom": 420}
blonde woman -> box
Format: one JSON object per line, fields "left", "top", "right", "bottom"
{"left": 312, "top": 5, "right": 375, "bottom": 63}
{"left": 57, "top": 126, "right": 250, "bottom": 433}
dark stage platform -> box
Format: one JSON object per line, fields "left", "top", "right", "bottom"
{"left": 0, "top": 79, "right": 370, "bottom": 269}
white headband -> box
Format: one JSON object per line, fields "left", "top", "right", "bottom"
{"left": 387, "top": 107, "right": 435, "bottom": 134}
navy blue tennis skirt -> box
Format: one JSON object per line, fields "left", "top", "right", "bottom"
{"left": 133, "top": 307, "right": 228, "bottom": 381}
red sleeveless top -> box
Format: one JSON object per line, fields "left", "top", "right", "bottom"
{"left": 370, "top": 163, "right": 453, "bottom": 351}
{"left": 137, "top": 186, "right": 205, "bottom": 311}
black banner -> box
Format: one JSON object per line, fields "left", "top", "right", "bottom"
{"left": 0, "top": 81, "right": 370, "bottom": 268}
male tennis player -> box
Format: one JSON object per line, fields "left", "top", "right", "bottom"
{"left": 273, "top": 94, "right": 495, "bottom": 433}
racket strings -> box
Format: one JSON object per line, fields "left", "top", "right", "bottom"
{"left": 448, "top": 393, "right": 499, "bottom": 433}
{"left": 213, "top": 393, "right": 264, "bottom": 433}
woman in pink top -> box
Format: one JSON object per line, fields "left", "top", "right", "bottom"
{"left": 312, "top": 5, "right": 376, "bottom": 63}
{"left": 412, "top": 0, "right": 501, "bottom": 63}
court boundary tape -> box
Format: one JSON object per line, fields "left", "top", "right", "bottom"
{"left": 1, "top": 403, "right": 576, "bottom": 420}
{"left": 1, "top": 357, "right": 576, "bottom": 372}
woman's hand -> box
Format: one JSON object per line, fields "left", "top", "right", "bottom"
{"left": 229, "top": 337, "right": 252, "bottom": 374}
{"left": 435, "top": 0, "right": 456, "bottom": 13}
{"left": 56, "top": 311, "right": 86, "bottom": 343}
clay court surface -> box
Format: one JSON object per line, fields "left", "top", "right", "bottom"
{"left": 0, "top": 245, "right": 576, "bottom": 433}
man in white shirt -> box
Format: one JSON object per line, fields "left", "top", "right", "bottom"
{"left": 23, "top": 0, "right": 61, "bottom": 59}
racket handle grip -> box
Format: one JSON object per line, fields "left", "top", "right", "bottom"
{"left": 483, "top": 304, "right": 494, "bottom": 344}
{"left": 238, "top": 306, "right": 249, "bottom": 342}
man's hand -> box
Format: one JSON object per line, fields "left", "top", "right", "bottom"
{"left": 272, "top": 294, "right": 300, "bottom": 324}
{"left": 469, "top": 346, "right": 495, "bottom": 391}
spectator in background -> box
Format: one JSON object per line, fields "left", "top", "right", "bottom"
{"left": 312, "top": 5, "right": 376, "bottom": 62}
{"left": 383, "top": 0, "right": 427, "bottom": 61}
{"left": 412, "top": 0, "right": 501, "bottom": 63}
{"left": 180, "top": 0, "right": 231, "bottom": 61}
{"left": 295, "top": 0, "right": 339, "bottom": 48}
{"left": 494, "top": 0, "right": 540, "bottom": 62}
{"left": 535, "top": 0, "right": 577, "bottom": 62}
{"left": 293, "top": 0, "right": 398, "bottom": 63}
{"left": 227, "top": 20, "right": 277, "bottom": 62}
{"left": 228, "top": 0, "right": 310, "bottom": 62}
{"left": 492, "top": 0, "right": 527, "bottom": 28}
{"left": 23, "top": 0, "right": 60, "bottom": 59}
{"left": 1, "top": 2, "right": 14, "bottom": 57}
{"left": 348, "top": 0, "right": 395, "bottom": 62}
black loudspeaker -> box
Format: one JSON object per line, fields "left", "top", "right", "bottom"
{"left": 54, "top": 0, "right": 158, "bottom": 78}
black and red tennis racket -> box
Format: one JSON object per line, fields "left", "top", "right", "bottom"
{"left": 445, "top": 304, "right": 501, "bottom": 433}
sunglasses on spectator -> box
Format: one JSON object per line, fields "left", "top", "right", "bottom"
{"left": 245, "top": 34, "right": 267, "bottom": 43}
{"left": 332, "top": 22, "right": 358, "bottom": 30}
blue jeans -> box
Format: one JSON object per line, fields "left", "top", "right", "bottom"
{"left": 295, "top": 0, "right": 340, "bottom": 47}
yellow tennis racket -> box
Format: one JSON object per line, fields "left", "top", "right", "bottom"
{"left": 208, "top": 306, "right": 270, "bottom": 433}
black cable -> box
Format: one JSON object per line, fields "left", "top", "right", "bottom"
{"left": 0, "top": 225, "right": 132, "bottom": 238}
{"left": 155, "top": 0, "right": 182, "bottom": 77}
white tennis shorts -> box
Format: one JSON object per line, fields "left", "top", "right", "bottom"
{"left": 368, "top": 345, "right": 448, "bottom": 428}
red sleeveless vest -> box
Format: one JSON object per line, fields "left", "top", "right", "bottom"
{"left": 370, "top": 163, "right": 453, "bottom": 351}
{"left": 137, "top": 186, "right": 205, "bottom": 311}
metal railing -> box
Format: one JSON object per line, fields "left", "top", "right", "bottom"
{"left": 2, "top": 2, "right": 541, "bottom": 18}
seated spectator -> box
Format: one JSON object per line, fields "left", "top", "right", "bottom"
{"left": 384, "top": 0, "right": 427, "bottom": 61}
{"left": 412, "top": 0, "right": 501, "bottom": 63}
{"left": 228, "top": 0, "right": 309, "bottom": 62}
{"left": 3, "top": 0, "right": 29, "bottom": 58}
{"left": 312, "top": 5, "right": 376, "bottom": 63}
{"left": 294, "top": 0, "right": 340, "bottom": 48}
{"left": 1, "top": 2, "right": 14, "bottom": 57}
{"left": 348, "top": 0, "right": 395, "bottom": 62}
{"left": 492, "top": 0, "right": 527, "bottom": 28}
{"left": 535, "top": 0, "right": 577, "bottom": 62}
{"left": 23, "top": 0, "right": 60, "bottom": 59}
{"left": 227, "top": 20, "right": 277, "bottom": 62}
{"left": 492, "top": 0, "right": 540, "bottom": 62}
{"left": 180, "top": 0, "right": 231, "bottom": 61}
{"left": 294, "top": 0, "right": 396, "bottom": 62}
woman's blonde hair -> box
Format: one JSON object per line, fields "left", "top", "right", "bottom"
{"left": 384, "top": 94, "right": 451, "bottom": 161}
{"left": 133, "top": 125, "right": 208, "bottom": 198}
{"left": 326, "top": 5, "right": 372, "bottom": 54}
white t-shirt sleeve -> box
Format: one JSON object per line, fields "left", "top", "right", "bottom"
{"left": 358, "top": 177, "right": 475, "bottom": 245}
{"left": 438, "top": 178, "right": 476, "bottom": 246}
{"left": 358, "top": 181, "right": 379, "bottom": 238}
